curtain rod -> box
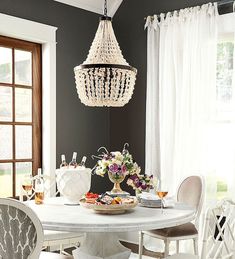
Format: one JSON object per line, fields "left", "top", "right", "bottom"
{"left": 144, "top": 0, "right": 235, "bottom": 20}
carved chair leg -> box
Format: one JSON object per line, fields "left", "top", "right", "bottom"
{"left": 193, "top": 237, "right": 198, "bottom": 255}
{"left": 138, "top": 231, "right": 144, "bottom": 259}
{"left": 176, "top": 240, "right": 180, "bottom": 253}
{"left": 164, "top": 239, "right": 170, "bottom": 257}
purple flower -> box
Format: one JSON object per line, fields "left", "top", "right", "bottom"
{"left": 141, "top": 184, "right": 147, "bottom": 190}
{"left": 109, "top": 163, "right": 119, "bottom": 173}
{"left": 129, "top": 173, "right": 139, "bottom": 181}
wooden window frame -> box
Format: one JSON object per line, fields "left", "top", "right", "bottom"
{"left": 0, "top": 35, "right": 42, "bottom": 197}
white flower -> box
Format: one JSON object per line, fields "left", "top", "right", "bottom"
{"left": 111, "top": 159, "right": 122, "bottom": 166}
{"left": 96, "top": 168, "right": 105, "bottom": 177}
{"left": 115, "top": 152, "right": 124, "bottom": 161}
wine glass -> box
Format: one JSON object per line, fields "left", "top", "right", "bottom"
{"left": 21, "top": 174, "right": 33, "bottom": 198}
{"left": 156, "top": 179, "right": 168, "bottom": 213}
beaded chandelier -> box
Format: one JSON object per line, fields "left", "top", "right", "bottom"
{"left": 74, "top": 0, "right": 137, "bottom": 107}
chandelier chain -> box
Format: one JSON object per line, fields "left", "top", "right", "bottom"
{"left": 104, "top": 0, "right": 108, "bottom": 16}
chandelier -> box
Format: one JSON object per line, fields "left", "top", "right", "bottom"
{"left": 74, "top": 0, "right": 137, "bottom": 107}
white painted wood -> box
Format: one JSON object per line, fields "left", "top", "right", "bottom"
{"left": 0, "top": 13, "right": 56, "bottom": 43}
{"left": 28, "top": 197, "right": 195, "bottom": 233}
{"left": 0, "top": 13, "right": 57, "bottom": 195}
{"left": 28, "top": 197, "right": 194, "bottom": 259}
{"left": 0, "top": 198, "right": 44, "bottom": 259}
{"left": 73, "top": 233, "right": 131, "bottom": 259}
{"left": 54, "top": 0, "right": 123, "bottom": 17}
{"left": 0, "top": 199, "right": 73, "bottom": 259}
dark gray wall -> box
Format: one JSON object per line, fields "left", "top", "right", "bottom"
{"left": 110, "top": 0, "right": 216, "bottom": 192}
{"left": 0, "top": 0, "right": 111, "bottom": 193}
{"left": 0, "top": 0, "right": 223, "bottom": 194}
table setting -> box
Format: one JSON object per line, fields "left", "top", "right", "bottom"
{"left": 26, "top": 144, "right": 195, "bottom": 259}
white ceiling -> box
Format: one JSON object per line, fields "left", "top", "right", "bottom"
{"left": 54, "top": 0, "right": 123, "bottom": 17}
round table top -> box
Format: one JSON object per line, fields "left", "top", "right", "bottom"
{"left": 28, "top": 197, "right": 195, "bottom": 233}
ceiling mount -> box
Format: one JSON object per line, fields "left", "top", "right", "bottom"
{"left": 54, "top": 0, "right": 123, "bottom": 17}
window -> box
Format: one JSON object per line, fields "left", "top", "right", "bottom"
{"left": 213, "top": 38, "right": 234, "bottom": 200}
{"left": 216, "top": 41, "right": 234, "bottom": 121}
{"left": 0, "top": 36, "right": 42, "bottom": 198}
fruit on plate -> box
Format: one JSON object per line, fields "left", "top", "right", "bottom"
{"left": 85, "top": 192, "right": 99, "bottom": 199}
{"left": 83, "top": 192, "right": 135, "bottom": 206}
{"left": 111, "top": 197, "right": 122, "bottom": 205}
{"left": 84, "top": 192, "right": 99, "bottom": 204}
{"left": 122, "top": 197, "right": 135, "bottom": 204}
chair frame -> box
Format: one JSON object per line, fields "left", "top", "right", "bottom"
{"left": 19, "top": 176, "right": 83, "bottom": 253}
{"left": 139, "top": 175, "right": 205, "bottom": 258}
{"left": 201, "top": 199, "right": 235, "bottom": 259}
{"left": 0, "top": 198, "right": 44, "bottom": 259}
{"left": 164, "top": 199, "right": 235, "bottom": 259}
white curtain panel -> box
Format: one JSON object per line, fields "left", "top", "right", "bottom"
{"left": 145, "top": 3, "right": 218, "bottom": 195}
{"left": 145, "top": 15, "right": 161, "bottom": 178}
{"left": 144, "top": 3, "right": 218, "bottom": 253}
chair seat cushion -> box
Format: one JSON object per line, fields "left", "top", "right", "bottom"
{"left": 44, "top": 230, "right": 84, "bottom": 241}
{"left": 165, "top": 253, "right": 198, "bottom": 259}
{"left": 40, "top": 251, "right": 73, "bottom": 259}
{"left": 145, "top": 222, "right": 198, "bottom": 238}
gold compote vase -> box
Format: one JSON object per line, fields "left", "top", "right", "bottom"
{"left": 108, "top": 172, "right": 125, "bottom": 193}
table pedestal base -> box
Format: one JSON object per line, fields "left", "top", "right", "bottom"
{"left": 72, "top": 233, "right": 131, "bottom": 259}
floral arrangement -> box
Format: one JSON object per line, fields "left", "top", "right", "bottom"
{"left": 126, "top": 173, "right": 154, "bottom": 193}
{"left": 93, "top": 144, "right": 140, "bottom": 180}
{"left": 92, "top": 143, "right": 154, "bottom": 193}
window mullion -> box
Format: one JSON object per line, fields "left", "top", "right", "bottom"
{"left": 12, "top": 47, "right": 16, "bottom": 197}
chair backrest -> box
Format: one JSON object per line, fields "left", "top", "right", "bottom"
{"left": 0, "top": 198, "right": 44, "bottom": 259}
{"left": 177, "top": 175, "right": 205, "bottom": 227}
{"left": 201, "top": 199, "right": 235, "bottom": 259}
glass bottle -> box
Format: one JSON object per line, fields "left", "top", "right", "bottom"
{"left": 60, "top": 154, "right": 68, "bottom": 168}
{"left": 35, "top": 168, "right": 44, "bottom": 205}
{"left": 69, "top": 152, "right": 78, "bottom": 168}
{"left": 78, "top": 156, "right": 87, "bottom": 168}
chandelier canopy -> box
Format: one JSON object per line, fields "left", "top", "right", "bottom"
{"left": 74, "top": 1, "right": 137, "bottom": 107}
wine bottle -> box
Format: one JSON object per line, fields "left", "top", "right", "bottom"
{"left": 60, "top": 154, "right": 68, "bottom": 168}
{"left": 35, "top": 168, "right": 44, "bottom": 205}
{"left": 78, "top": 156, "right": 87, "bottom": 168}
{"left": 69, "top": 152, "right": 78, "bottom": 168}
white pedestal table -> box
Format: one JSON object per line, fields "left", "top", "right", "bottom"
{"left": 28, "top": 197, "right": 195, "bottom": 259}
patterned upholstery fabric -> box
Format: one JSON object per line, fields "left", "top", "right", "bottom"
{"left": 0, "top": 204, "right": 37, "bottom": 259}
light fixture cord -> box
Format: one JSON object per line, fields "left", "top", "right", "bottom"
{"left": 104, "top": 0, "right": 108, "bottom": 16}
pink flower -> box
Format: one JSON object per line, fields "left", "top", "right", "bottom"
{"left": 121, "top": 165, "right": 127, "bottom": 174}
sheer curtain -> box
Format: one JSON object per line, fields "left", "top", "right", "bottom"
{"left": 145, "top": 15, "right": 161, "bottom": 179}
{"left": 144, "top": 3, "right": 218, "bottom": 253}
{"left": 145, "top": 3, "right": 218, "bottom": 196}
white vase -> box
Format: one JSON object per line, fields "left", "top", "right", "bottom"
{"left": 56, "top": 168, "right": 91, "bottom": 203}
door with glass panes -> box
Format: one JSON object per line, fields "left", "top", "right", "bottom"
{"left": 0, "top": 36, "right": 42, "bottom": 198}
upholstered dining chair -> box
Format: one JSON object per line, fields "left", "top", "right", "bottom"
{"left": 19, "top": 175, "right": 84, "bottom": 254}
{"left": 0, "top": 198, "right": 73, "bottom": 259}
{"left": 164, "top": 199, "right": 235, "bottom": 259}
{"left": 139, "top": 175, "right": 205, "bottom": 258}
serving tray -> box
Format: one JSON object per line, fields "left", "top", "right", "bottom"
{"left": 79, "top": 197, "right": 138, "bottom": 214}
